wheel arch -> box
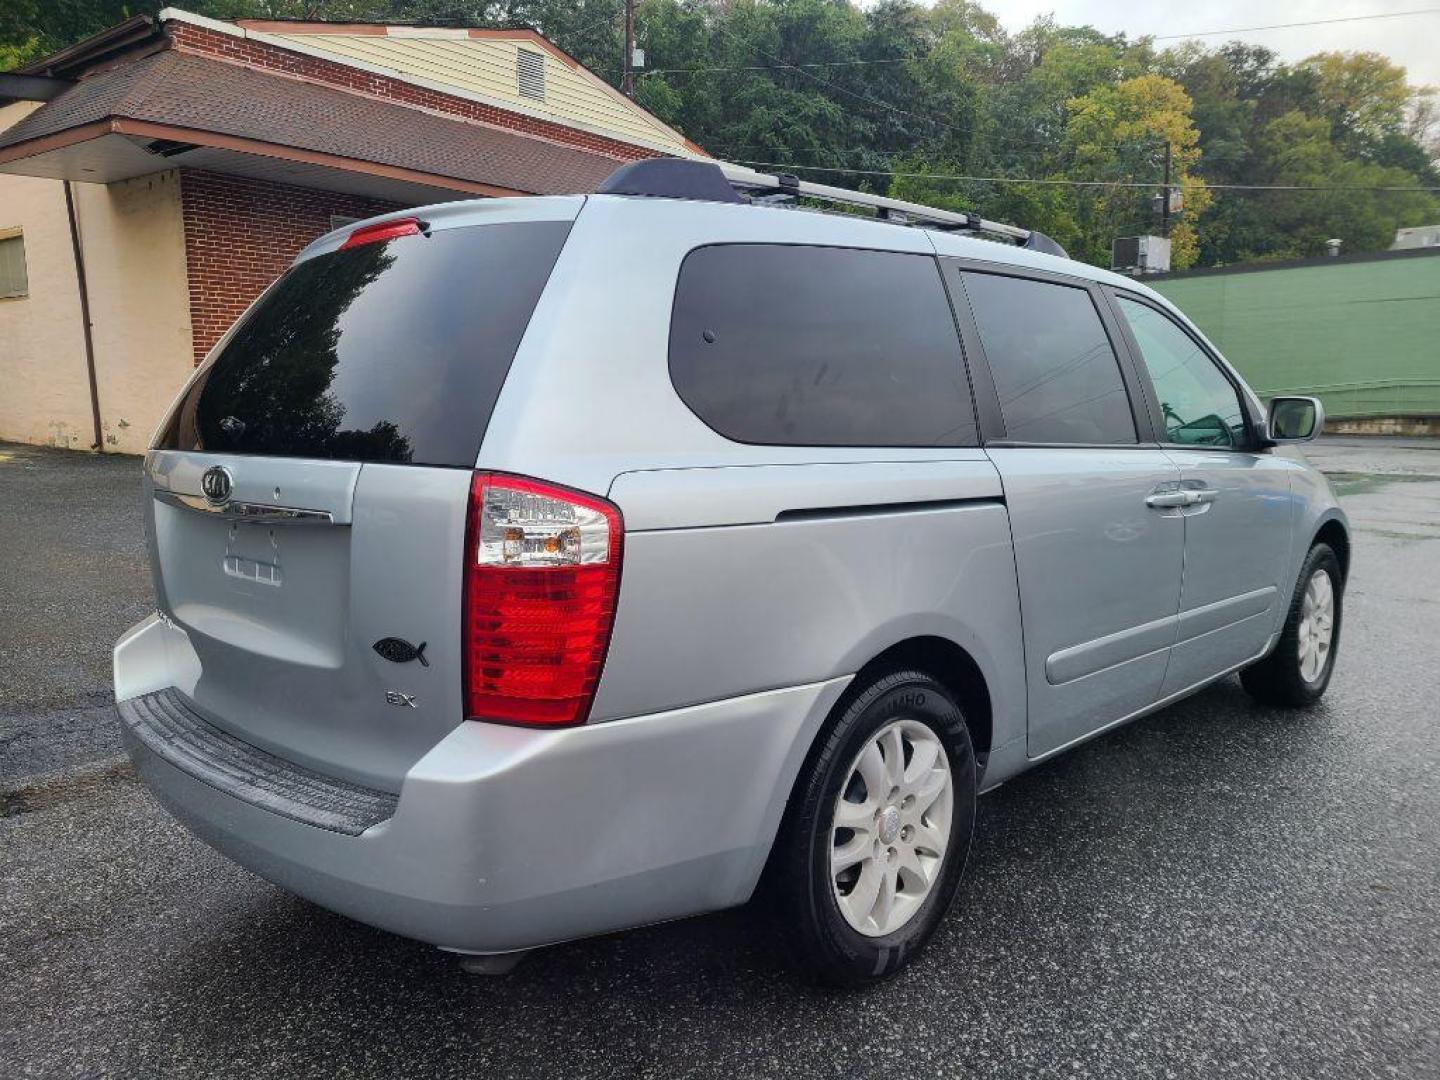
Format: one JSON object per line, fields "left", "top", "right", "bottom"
{"left": 755, "top": 634, "right": 993, "bottom": 903}
{"left": 1313, "top": 515, "right": 1351, "bottom": 583}
{"left": 847, "top": 636, "right": 994, "bottom": 772}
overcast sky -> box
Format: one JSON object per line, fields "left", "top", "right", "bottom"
{"left": 979, "top": 1, "right": 1440, "bottom": 88}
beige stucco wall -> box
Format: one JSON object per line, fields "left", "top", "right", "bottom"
{"left": 78, "top": 169, "right": 194, "bottom": 454}
{"left": 0, "top": 105, "right": 193, "bottom": 455}
{"left": 0, "top": 105, "right": 93, "bottom": 450}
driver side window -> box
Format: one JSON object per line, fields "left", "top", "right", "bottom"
{"left": 1117, "top": 296, "right": 1247, "bottom": 447}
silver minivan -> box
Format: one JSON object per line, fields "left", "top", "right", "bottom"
{"left": 115, "top": 160, "right": 1348, "bottom": 985}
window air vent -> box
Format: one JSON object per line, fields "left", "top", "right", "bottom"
{"left": 144, "top": 139, "right": 200, "bottom": 158}
{"left": 517, "top": 49, "right": 546, "bottom": 101}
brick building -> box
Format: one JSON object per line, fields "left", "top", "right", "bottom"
{"left": 0, "top": 7, "right": 705, "bottom": 453}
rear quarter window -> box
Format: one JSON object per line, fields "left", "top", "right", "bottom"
{"left": 157, "top": 220, "right": 571, "bottom": 467}
{"left": 668, "top": 244, "right": 977, "bottom": 447}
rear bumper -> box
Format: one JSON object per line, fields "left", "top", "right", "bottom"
{"left": 116, "top": 615, "right": 848, "bottom": 954}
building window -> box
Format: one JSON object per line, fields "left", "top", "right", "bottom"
{"left": 517, "top": 49, "right": 546, "bottom": 101}
{"left": 0, "top": 229, "right": 27, "bottom": 299}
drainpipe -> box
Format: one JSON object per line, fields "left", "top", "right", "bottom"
{"left": 63, "top": 179, "right": 103, "bottom": 452}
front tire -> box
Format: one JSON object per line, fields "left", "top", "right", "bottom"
{"left": 770, "top": 670, "right": 976, "bottom": 987}
{"left": 1241, "top": 543, "right": 1343, "bottom": 707}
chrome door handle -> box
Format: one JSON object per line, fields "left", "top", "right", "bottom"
{"left": 1146, "top": 490, "right": 1191, "bottom": 509}
{"left": 1188, "top": 488, "right": 1220, "bottom": 504}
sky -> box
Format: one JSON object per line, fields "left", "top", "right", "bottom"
{"left": 980, "top": 1, "right": 1440, "bottom": 88}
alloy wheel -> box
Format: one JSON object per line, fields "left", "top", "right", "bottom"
{"left": 1298, "top": 568, "right": 1335, "bottom": 683}
{"left": 830, "top": 719, "right": 953, "bottom": 937}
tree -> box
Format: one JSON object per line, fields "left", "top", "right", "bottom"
{"left": 888, "top": 156, "right": 1082, "bottom": 254}
{"left": 1, "top": 1, "right": 382, "bottom": 69}
{"left": 1301, "top": 51, "right": 1411, "bottom": 145}
{"left": 1063, "top": 74, "right": 1212, "bottom": 267}
{"left": 1247, "top": 109, "right": 1439, "bottom": 257}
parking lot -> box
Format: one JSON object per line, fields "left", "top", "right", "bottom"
{"left": 2, "top": 437, "right": 1439, "bottom": 1079}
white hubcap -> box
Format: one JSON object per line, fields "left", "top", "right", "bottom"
{"left": 830, "top": 719, "right": 952, "bottom": 937}
{"left": 1298, "top": 568, "right": 1335, "bottom": 683}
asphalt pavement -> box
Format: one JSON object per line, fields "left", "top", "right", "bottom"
{"left": 0, "top": 444, "right": 152, "bottom": 788}
{"left": 2, "top": 438, "right": 1439, "bottom": 1079}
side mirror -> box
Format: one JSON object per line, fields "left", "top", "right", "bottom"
{"left": 1267, "top": 396, "right": 1324, "bottom": 443}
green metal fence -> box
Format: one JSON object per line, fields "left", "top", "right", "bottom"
{"left": 1244, "top": 377, "right": 1440, "bottom": 418}
{"left": 1149, "top": 250, "right": 1440, "bottom": 419}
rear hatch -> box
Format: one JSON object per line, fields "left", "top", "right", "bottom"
{"left": 143, "top": 200, "right": 578, "bottom": 791}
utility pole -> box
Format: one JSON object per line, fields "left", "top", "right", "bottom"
{"left": 621, "top": 0, "right": 636, "bottom": 97}
{"left": 1160, "top": 141, "right": 1173, "bottom": 239}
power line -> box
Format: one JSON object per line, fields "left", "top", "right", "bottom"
{"left": 706, "top": 19, "right": 974, "bottom": 141}
{"left": 639, "top": 9, "right": 1440, "bottom": 78}
{"left": 641, "top": 56, "right": 918, "bottom": 77}
{"left": 709, "top": 133, "right": 1145, "bottom": 158}
{"left": 1151, "top": 7, "right": 1440, "bottom": 40}
{"left": 566, "top": 3, "right": 625, "bottom": 39}
{"left": 728, "top": 159, "right": 1440, "bottom": 192}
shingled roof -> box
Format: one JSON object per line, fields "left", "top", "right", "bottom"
{"left": 0, "top": 49, "right": 630, "bottom": 196}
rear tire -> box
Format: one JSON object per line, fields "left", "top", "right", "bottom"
{"left": 769, "top": 670, "right": 976, "bottom": 987}
{"left": 1241, "top": 543, "right": 1343, "bottom": 708}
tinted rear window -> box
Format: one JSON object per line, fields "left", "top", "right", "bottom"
{"left": 157, "top": 221, "right": 571, "bottom": 466}
{"left": 960, "top": 272, "right": 1136, "bottom": 445}
{"left": 669, "top": 244, "right": 977, "bottom": 447}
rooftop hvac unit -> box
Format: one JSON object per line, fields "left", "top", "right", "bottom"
{"left": 1391, "top": 224, "right": 1440, "bottom": 250}
{"left": 1112, "top": 235, "right": 1171, "bottom": 275}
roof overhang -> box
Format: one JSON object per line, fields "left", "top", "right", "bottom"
{"left": 0, "top": 73, "right": 73, "bottom": 104}
{"left": 0, "top": 49, "right": 630, "bottom": 198}
{"left": 17, "top": 15, "right": 161, "bottom": 78}
{"left": 0, "top": 119, "right": 517, "bottom": 204}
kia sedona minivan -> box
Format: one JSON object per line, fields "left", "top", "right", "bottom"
{"left": 115, "top": 159, "right": 1347, "bottom": 986}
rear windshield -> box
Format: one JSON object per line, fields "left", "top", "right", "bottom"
{"left": 156, "top": 220, "right": 571, "bottom": 467}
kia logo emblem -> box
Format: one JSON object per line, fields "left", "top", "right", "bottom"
{"left": 201, "top": 465, "right": 233, "bottom": 505}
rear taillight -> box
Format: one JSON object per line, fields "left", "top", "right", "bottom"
{"left": 463, "top": 473, "right": 623, "bottom": 727}
{"left": 340, "top": 217, "right": 424, "bottom": 249}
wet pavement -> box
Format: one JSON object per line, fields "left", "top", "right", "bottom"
{"left": 0, "top": 444, "right": 150, "bottom": 787}
{"left": 2, "top": 438, "right": 1438, "bottom": 1079}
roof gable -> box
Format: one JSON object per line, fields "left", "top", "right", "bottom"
{"left": 178, "top": 13, "right": 702, "bottom": 158}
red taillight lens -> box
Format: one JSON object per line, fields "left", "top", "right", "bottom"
{"left": 340, "top": 217, "right": 424, "bottom": 249}
{"left": 463, "top": 473, "right": 623, "bottom": 727}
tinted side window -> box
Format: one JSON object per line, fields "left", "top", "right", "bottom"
{"left": 669, "top": 245, "right": 976, "bottom": 446}
{"left": 157, "top": 221, "right": 571, "bottom": 466}
{"left": 1116, "top": 296, "right": 1247, "bottom": 447}
{"left": 961, "top": 272, "right": 1136, "bottom": 444}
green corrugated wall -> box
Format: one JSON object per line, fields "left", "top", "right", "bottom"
{"left": 1149, "top": 252, "right": 1440, "bottom": 418}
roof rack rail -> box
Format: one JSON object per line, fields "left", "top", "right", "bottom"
{"left": 596, "top": 158, "right": 1069, "bottom": 258}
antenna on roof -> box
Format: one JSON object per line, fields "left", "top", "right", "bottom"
{"left": 595, "top": 158, "right": 1069, "bottom": 258}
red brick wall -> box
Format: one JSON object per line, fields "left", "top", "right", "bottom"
{"left": 180, "top": 170, "right": 402, "bottom": 364}
{"left": 167, "top": 22, "right": 663, "bottom": 164}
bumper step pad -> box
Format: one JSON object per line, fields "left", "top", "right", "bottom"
{"left": 118, "top": 688, "right": 397, "bottom": 835}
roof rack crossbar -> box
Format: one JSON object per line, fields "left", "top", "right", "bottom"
{"left": 594, "top": 158, "right": 1069, "bottom": 258}
{"left": 717, "top": 162, "right": 1030, "bottom": 243}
